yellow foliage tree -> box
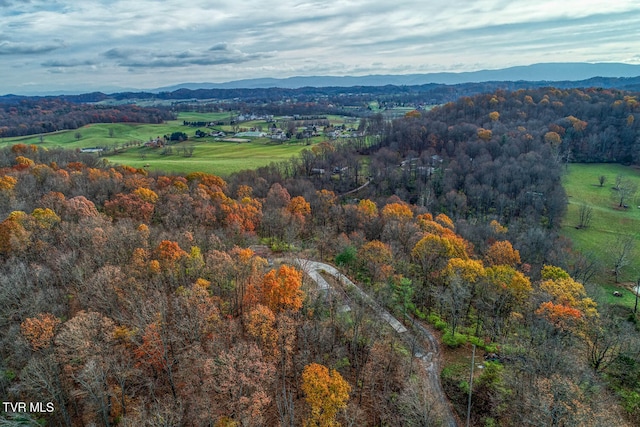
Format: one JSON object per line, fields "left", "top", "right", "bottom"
{"left": 301, "top": 363, "right": 350, "bottom": 427}
{"left": 477, "top": 128, "right": 493, "bottom": 141}
{"left": 31, "top": 208, "right": 60, "bottom": 229}
{"left": 444, "top": 258, "right": 485, "bottom": 283}
{"left": 539, "top": 272, "right": 597, "bottom": 319}
{"left": 0, "top": 175, "right": 17, "bottom": 192}
{"left": 381, "top": 202, "right": 413, "bottom": 222}
{"left": 133, "top": 187, "right": 159, "bottom": 204}
{"left": 357, "top": 240, "right": 393, "bottom": 282}
{"left": 434, "top": 213, "right": 454, "bottom": 230}
{"left": 484, "top": 265, "right": 532, "bottom": 305}
{"left": 357, "top": 199, "right": 378, "bottom": 218}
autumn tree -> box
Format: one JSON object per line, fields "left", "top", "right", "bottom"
{"left": 54, "top": 311, "right": 117, "bottom": 426}
{"left": 485, "top": 240, "right": 521, "bottom": 267}
{"left": 544, "top": 131, "right": 562, "bottom": 146}
{"left": 381, "top": 202, "right": 413, "bottom": 223}
{"left": 477, "top": 128, "right": 493, "bottom": 141}
{"left": 479, "top": 265, "right": 532, "bottom": 338}
{"left": 251, "top": 264, "right": 305, "bottom": 314}
{"left": 244, "top": 304, "right": 279, "bottom": 360}
{"left": 226, "top": 247, "right": 267, "bottom": 316}
{"left": 301, "top": 363, "right": 351, "bottom": 427}
{"left": 154, "top": 239, "right": 188, "bottom": 271}
{"left": 0, "top": 211, "right": 31, "bottom": 255}
{"left": 205, "top": 342, "right": 274, "bottom": 426}
{"left": 440, "top": 257, "right": 486, "bottom": 334}
{"left": 412, "top": 232, "right": 469, "bottom": 277}
{"left": 357, "top": 240, "right": 393, "bottom": 283}
{"left": 104, "top": 192, "right": 154, "bottom": 223}
{"left": 21, "top": 313, "right": 61, "bottom": 351}
{"left": 536, "top": 265, "right": 598, "bottom": 331}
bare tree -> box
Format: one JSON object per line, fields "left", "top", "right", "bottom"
{"left": 398, "top": 375, "right": 443, "bottom": 427}
{"left": 609, "top": 235, "right": 636, "bottom": 283}
{"left": 584, "top": 311, "right": 636, "bottom": 373}
{"left": 577, "top": 203, "right": 593, "bottom": 229}
{"left": 612, "top": 175, "right": 637, "bottom": 208}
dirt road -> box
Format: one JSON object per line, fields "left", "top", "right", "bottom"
{"left": 295, "top": 258, "right": 459, "bottom": 427}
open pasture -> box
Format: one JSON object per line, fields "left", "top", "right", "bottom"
{"left": 106, "top": 140, "right": 306, "bottom": 176}
{"left": 561, "top": 163, "right": 640, "bottom": 284}
{"left": 0, "top": 113, "right": 317, "bottom": 176}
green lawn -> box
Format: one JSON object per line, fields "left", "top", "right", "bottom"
{"left": 561, "top": 163, "right": 640, "bottom": 284}
{"left": 105, "top": 140, "right": 307, "bottom": 176}
{"left": 0, "top": 114, "right": 317, "bottom": 176}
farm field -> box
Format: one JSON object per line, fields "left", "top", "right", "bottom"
{"left": 105, "top": 140, "right": 308, "bottom": 176}
{"left": 0, "top": 113, "right": 332, "bottom": 175}
{"left": 561, "top": 163, "right": 640, "bottom": 286}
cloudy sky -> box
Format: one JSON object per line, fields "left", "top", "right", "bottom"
{"left": 2, "top": 0, "right": 640, "bottom": 94}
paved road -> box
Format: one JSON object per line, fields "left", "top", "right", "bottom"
{"left": 295, "top": 259, "right": 459, "bottom": 427}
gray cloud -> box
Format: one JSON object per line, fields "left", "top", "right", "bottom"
{"left": 101, "top": 44, "right": 270, "bottom": 68}
{"left": 2, "top": 0, "right": 640, "bottom": 93}
{"left": 41, "top": 58, "right": 97, "bottom": 67}
{"left": 209, "top": 43, "right": 229, "bottom": 52}
{"left": 0, "top": 40, "right": 65, "bottom": 55}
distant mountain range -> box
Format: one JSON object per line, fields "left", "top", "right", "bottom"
{"left": 152, "top": 62, "right": 640, "bottom": 92}
{"left": 4, "top": 62, "right": 640, "bottom": 103}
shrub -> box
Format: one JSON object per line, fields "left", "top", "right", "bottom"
{"left": 442, "top": 330, "right": 468, "bottom": 348}
{"left": 428, "top": 313, "right": 448, "bottom": 331}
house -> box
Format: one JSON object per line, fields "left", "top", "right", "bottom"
{"left": 80, "top": 147, "right": 104, "bottom": 153}
{"left": 311, "top": 168, "right": 325, "bottom": 175}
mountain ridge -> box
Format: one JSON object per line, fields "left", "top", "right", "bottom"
{"left": 151, "top": 62, "right": 640, "bottom": 92}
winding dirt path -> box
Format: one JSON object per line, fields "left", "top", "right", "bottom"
{"left": 295, "top": 259, "right": 459, "bottom": 427}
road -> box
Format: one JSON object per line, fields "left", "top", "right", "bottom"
{"left": 295, "top": 258, "right": 459, "bottom": 427}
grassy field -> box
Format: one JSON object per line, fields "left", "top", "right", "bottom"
{"left": 105, "top": 140, "right": 308, "bottom": 176}
{"left": 0, "top": 114, "right": 317, "bottom": 176}
{"left": 561, "top": 163, "right": 640, "bottom": 285}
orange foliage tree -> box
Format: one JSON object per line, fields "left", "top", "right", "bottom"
{"left": 251, "top": 265, "right": 304, "bottom": 314}
{"left": 21, "top": 313, "right": 61, "bottom": 350}
{"left": 154, "top": 240, "right": 188, "bottom": 269}
{"left": 134, "top": 322, "right": 167, "bottom": 370}
{"left": 244, "top": 304, "right": 279, "bottom": 360}
{"left": 544, "top": 131, "right": 561, "bottom": 146}
{"left": 536, "top": 265, "right": 597, "bottom": 330}
{"left": 104, "top": 192, "right": 155, "bottom": 223}
{"left": 485, "top": 240, "right": 521, "bottom": 267}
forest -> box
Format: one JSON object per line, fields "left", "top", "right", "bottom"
{"left": 1, "top": 86, "right": 640, "bottom": 426}
{"left": 6, "top": 75, "right": 640, "bottom": 139}
{"left": 0, "top": 99, "right": 175, "bottom": 138}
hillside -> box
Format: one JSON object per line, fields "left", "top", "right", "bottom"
{"left": 2, "top": 86, "right": 640, "bottom": 425}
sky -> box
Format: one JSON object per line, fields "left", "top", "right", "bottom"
{"left": 2, "top": 0, "right": 640, "bottom": 94}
